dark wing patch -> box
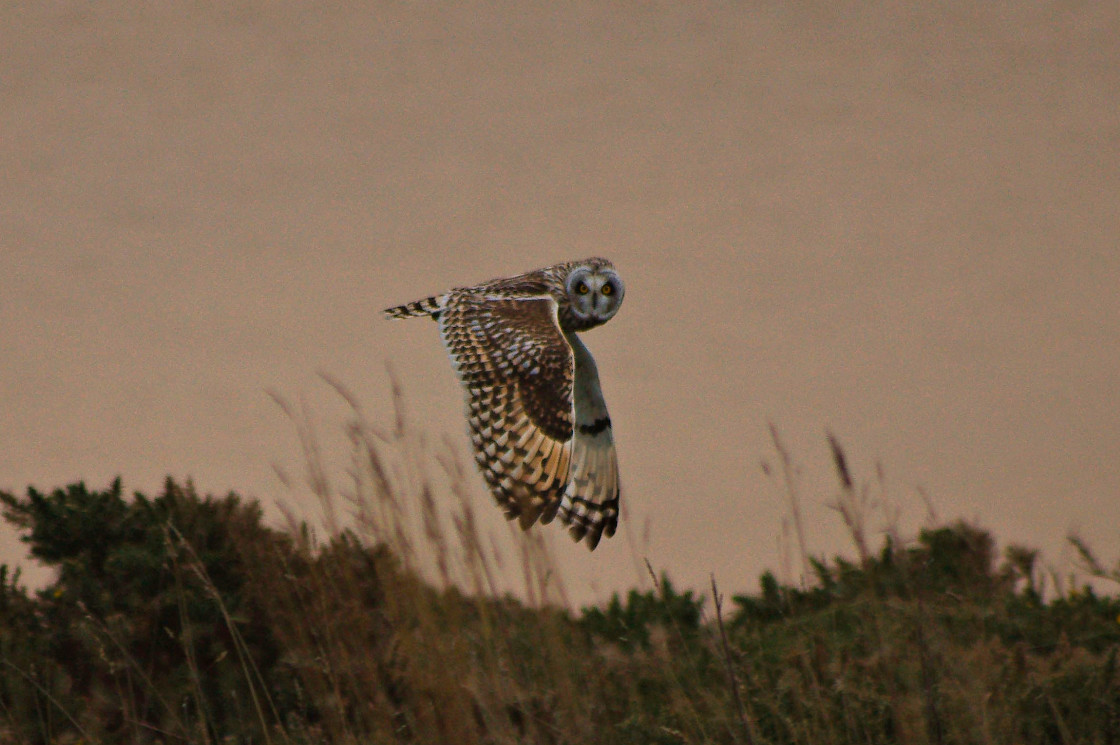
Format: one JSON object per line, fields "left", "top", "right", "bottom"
{"left": 482, "top": 298, "right": 573, "bottom": 442}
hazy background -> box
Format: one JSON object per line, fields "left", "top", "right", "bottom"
{"left": 3, "top": 1, "right": 1118, "bottom": 605}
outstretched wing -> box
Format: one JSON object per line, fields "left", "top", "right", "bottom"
{"left": 438, "top": 291, "right": 619, "bottom": 548}
{"left": 558, "top": 331, "right": 620, "bottom": 547}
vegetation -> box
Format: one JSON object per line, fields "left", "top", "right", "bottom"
{"left": 1, "top": 410, "right": 1118, "bottom": 744}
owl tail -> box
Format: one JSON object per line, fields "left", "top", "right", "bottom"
{"left": 383, "top": 294, "right": 446, "bottom": 320}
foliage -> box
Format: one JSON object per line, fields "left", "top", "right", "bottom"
{"left": 580, "top": 572, "right": 704, "bottom": 650}
{"left": 0, "top": 479, "right": 290, "bottom": 744}
{"left": 1, "top": 477, "right": 1119, "bottom": 744}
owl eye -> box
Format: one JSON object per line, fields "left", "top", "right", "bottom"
{"left": 576, "top": 282, "right": 590, "bottom": 295}
{"left": 601, "top": 283, "right": 613, "bottom": 296}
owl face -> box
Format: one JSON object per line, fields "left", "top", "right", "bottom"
{"left": 564, "top": 264, "right": 625, "bottom": 324}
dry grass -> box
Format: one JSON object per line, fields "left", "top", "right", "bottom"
{"left": 2, "top": 383, "right": 1119, "bottom": 744}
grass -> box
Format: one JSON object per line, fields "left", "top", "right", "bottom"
{"left": 1, "top": 382, "right": 1119, "bottom": 744}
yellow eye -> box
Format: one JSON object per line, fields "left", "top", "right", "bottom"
{"left": 576, "top": 282, "right": 589, "bottom": 294}
{"left": 601, "top": 283, "right": 613, "bottom": 296}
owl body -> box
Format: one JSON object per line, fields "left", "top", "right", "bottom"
{"left": 385, "top": 258, "right": 624, "bottom": 549}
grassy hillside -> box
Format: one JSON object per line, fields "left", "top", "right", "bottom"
{"left": 2, "top": 418, "right": 1118, "bottom": 744}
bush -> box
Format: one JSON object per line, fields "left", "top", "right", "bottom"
{"left": 0, "top": 478, "right": 289, "bottom": 743}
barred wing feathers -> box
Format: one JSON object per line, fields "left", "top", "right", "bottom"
{"left": 384, "top": 294, "right": 446, "bottom": 320}
{"left": 439, "top": 292, "right": 619, "bottom": 548}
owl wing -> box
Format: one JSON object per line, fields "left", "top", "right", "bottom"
{"left": 438, "top": 292, "right": 619, "bottom": 549}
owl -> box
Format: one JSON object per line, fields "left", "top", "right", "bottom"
{"left": 384, "top": 258, "right": 624, "bottom": 549}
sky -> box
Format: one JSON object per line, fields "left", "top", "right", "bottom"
{"left": 2, "top": 1, "right": 1119, "bottom": 606}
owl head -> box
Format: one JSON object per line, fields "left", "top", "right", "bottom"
{"left": 563, "top": 258, "right": 625, "bottom": 326}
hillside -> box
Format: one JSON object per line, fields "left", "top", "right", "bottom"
{"left": 2, "top": 468, "right": 1118, "bottom": 744}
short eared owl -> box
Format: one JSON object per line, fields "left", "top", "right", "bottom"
{"left": 384, "top": 258, "right": 624, "bottom": 549}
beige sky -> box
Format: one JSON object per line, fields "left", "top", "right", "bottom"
{"left": 3, "top": 2, "right": 1118, "bottom": 605}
